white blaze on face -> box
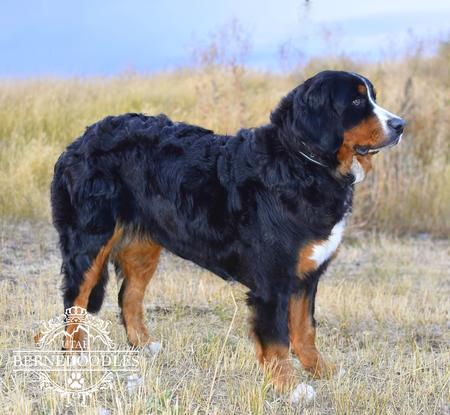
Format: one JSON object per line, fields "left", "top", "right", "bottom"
{"left": 310, "top": 218, "right": 346, "bottom": 267}
{"left": 352, "top": 73, "right": 402, "bottom": 137}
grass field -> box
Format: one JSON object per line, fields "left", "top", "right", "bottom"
{"left": 0, "top": 222, "right": 448, "bottom": 414}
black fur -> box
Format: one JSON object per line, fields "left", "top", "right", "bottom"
{"left": 51, "top": 70, "right": 397, "bottom": 353}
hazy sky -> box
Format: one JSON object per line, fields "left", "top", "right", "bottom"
{"left": 1, "top": 0, "right": 449, "bottom": 77}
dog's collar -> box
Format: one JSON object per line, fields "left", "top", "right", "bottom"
{"left": 298, "top": 149, "right": 361, "bottom": 185}
{"left": 298, "top": 150, "right": 328, "bottom": 168}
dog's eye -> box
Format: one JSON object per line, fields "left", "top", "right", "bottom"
{"left": 352, "top": 98, "right": 362, "bottom": 106}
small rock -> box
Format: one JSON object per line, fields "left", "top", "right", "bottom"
{"left": 144, "top": 341, "right": 161, "bottom": 355}
{"left": 290, "top": 383, "right": 316, "bottom": 404}
{"left": 126, "top": 374, "right": 142, "bottom": 394}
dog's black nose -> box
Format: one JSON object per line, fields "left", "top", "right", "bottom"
{"left": 387, "top": 118, "right": 406, "bottom": 134}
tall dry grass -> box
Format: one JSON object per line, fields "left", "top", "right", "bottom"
{"left": 0, "top": 40, "right": 448, "bottom": 236}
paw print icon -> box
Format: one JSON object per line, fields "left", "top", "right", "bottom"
{"left": 67, "top": 371, "right": 85, "bottom": 390}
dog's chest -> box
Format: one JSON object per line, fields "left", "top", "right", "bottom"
{"left": 296, "top": 188, "right": 353, "bottom": 275}
{"left": 309, "top": 218, "right": 346, "bottom": 267}
{"left": 309, "top": 189, "right": 352, "bottom": 268}
{"left": 297, "top": 214, "right": 349, "bottom": 276}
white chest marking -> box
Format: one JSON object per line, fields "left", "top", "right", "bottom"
{"left": 351, "top": 157, "right": 366, "bottom": 183}
{"left": 310, "top": 218, "right": 346, "bottom": 267}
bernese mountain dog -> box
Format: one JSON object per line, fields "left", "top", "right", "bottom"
{"left": 51, "top": 70, "right": 405, "bottom": 395}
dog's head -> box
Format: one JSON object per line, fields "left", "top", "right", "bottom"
{"left": 271, "top": 70, "right": 406, "bottom": 182}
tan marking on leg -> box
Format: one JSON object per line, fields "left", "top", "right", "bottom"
{"left": 64, "top": 322, "right": 84, "bottom": 350}
{"left": 250, "top": 332, "right": 295, "bottom": 392}
{"left": 74, "top": 225, "right": 123, "bottom": 308}
{"left": 249, "top": 310, "right": 296, "bottom": 393}
{"left": 64, "top": 308, "right": 89, "bottom": 351}
{"left": 65, "top": 225, "right": 123, "bottom": 350}
{"left": 288, "top": 294, "right": 335, "bottom": 378}
{"left": 116, "top": 239, "right": 161, "bottom": 347}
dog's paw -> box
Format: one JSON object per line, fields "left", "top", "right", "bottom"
{"left": 290, "top": 383, "right": 316, "bottom": 404}
{"left": 143, "top": 341, "right": 161, "bottom": 355}
{"left": 305, "top": 358, "right": 336, "bottom": 379}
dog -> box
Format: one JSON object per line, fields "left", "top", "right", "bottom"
{"left": 51, "top": 70, "right": 405, "bottom": 395}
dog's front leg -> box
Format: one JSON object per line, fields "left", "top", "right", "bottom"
{"left": 247, "top": 292, "right": 296, "bottom": 392}
{"left": 288, "top": 276, "right": 335, "bottom": 378}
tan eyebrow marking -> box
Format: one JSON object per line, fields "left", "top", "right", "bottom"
{"left": 357, "top": 84, "right": 367, "bottom": 95}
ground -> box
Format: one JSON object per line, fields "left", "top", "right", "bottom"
{"left": 0, "top": 221, "right": 448, "bottom": 414}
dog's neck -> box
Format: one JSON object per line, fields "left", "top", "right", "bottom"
{"left": 252, "top": 124, "right": 372, "bottom": 187}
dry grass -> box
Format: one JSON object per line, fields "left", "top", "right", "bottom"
{"left": 0, "top": 222, "right": 448, "bottom": 414}
{"left": 0, "top": 40, "right": 449, "bottom": 235}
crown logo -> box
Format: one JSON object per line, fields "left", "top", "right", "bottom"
{"left": 65, "top": 306, "right": 87, "bottom": 322}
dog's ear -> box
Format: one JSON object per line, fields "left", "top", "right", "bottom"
{"left": 271, "top": 76, "right": 344, "bottom": 155}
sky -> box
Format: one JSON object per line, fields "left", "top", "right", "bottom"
{"left": 0, "top": 0, "right": 449, "bottom": 77}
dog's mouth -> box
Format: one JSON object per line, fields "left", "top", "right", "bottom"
{"left": 354, "top": 135, "right": 402, "bottom": 156}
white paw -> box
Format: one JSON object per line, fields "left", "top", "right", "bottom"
{"left": 290, "top": 383, "right": 316, "bottom": 404}
{"left": 126, "top": 374, "right": 142, "bottom": 394}
{"left": 144, "top": 341, "right": 161, "bottom": 355}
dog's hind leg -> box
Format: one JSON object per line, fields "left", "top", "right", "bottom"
{"left": 114, "top": 238, "right": 161, "bottom": 348}
{"left": 247, "top": 292, "right": 296, "bottom": 392}
{"left": 61, "top": 225, "right": 123, "bottom": 350}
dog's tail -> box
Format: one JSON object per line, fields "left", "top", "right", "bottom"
{"left": 51, "top": 148, "right": 116, "bottom": 313}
